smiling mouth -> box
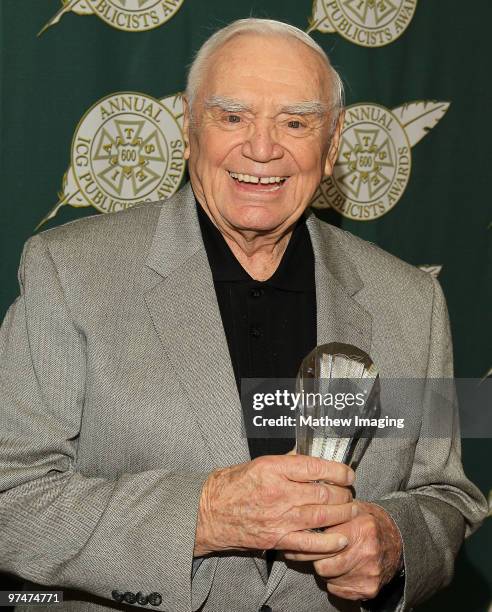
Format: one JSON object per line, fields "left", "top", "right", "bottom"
{"left": 228, "top": 171, "right": 289, "bottom": 191}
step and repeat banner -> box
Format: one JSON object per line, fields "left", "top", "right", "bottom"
{"left": 0, "top": 1, "right": 490, "bottom": 609}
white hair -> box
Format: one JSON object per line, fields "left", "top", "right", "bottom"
{"left": 185, "top": 18, "right": 344, "bottom": 133}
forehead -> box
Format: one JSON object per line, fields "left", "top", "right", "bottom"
{"left": 201, "top": 34, "right": 331, "bottom": 106}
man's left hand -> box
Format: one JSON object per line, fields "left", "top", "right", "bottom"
{"left": 284, "top": 501, "right": 403, "bottom": 601}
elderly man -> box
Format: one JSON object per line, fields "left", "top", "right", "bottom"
{"left": 0, "top": 18, "right": 486, "bottom": 612}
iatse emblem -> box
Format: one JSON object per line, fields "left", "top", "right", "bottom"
{"left": 308, "top": 0, "right": 418, "bottom": 47}
{"left": 39, "top": 0, "right": 184, "bottom": 35}
{"left": 37, "top": 92, "right": 185, "bottom": 228}
{"left": 312, "top": 101, "right": 449, "bottom": 221}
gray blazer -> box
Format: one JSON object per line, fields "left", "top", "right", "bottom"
{"left": 0, "top": 183, "right": 487, "bottom": 612}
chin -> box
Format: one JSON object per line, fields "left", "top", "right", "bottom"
{"left": 227, "top": 204, "right": 289, "bottom": 233}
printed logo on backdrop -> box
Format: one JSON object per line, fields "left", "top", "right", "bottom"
{"left": 39, "top": 0, "right": 184, "bottom": 35}
{"left": 308, "top": 0, "right": 418, "bottom": 47}
{"left": 418, "top": 266, "right": 442, "bottom": 278}
{"left": 311, "top": 101, "right": 450, "bottom": 220}
{"left": 37, "top": 92, "right": 185, "bottom": 228}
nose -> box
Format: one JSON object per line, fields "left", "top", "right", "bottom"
{"left": 241, "top": 119, "right": 284, "bottom": 163}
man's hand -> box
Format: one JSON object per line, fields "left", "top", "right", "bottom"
{"left": 284, "top": 501, "right": 403, "bottom": 601}
{"left": 194, "top": 454, "right": 355, "bottom": 557}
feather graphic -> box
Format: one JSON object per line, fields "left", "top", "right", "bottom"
{"left": 418, "top": 265, "right": 442, "bottom": 278}
{"left": 38, "top": 0, "right": 93, "bottom": 36}
{"left": 71, "top": 1, "right": 94, "bottom": 15}
{"left": 159, "top": 92, "right": 185, "bottom": 127}
{"left": 392, "top": 101, "right": 450, "bottom": 148}
{"left": 307, "top": 0, "right": 336, "bottom": 34}
{"left": 35, "top": 167, "right": 89, "bottom": 231}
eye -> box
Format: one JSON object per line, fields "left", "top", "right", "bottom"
{"left": 227, "top": 114, "right": 241, "bottom": 123}
{"left": 287, "top": 120, "right": 303, "bottom": 129}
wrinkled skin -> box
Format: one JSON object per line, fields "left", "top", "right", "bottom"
{"left": 195, "top": 454, "right": 356, "bottom": 557}
{"left": 284, "top": 500, "right": 403, "bottom": 600}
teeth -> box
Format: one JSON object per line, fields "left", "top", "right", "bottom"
{"left": 229, "top": 171, "right": 286, "bottom": 184}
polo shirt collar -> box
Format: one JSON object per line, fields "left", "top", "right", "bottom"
{"left": 196, "top": 201, "right": 314, "bottom": 291}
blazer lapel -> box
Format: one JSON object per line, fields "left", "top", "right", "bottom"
{"left": 265, "top": 212, "right": 373, "bottom": 599}
{"left": 308, "top": 213, "right": 372, "bottom": 353}
{"left": 143, "top": 184, "right": 250, "bottom": 468}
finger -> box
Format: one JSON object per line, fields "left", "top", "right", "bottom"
{"left": 326, "top": 574, "right": 381, "bottom": 601}
{"left": 286, "top": 501, "right": 357, "bottom": 532}
{"left": 273, "top": 455, "right": 355, "bottom": 486}
{"left": 326, "top": 583, "right": 364, "bottom": 601}
{"left": 275, "top": 529, "right": 349, "bottom": 554}
{"left": 289, "top": 482, "right": 353, "bottom": 505}
{"left": 313, "top": 548, "right": 356, "bottom": 578}
{"left": 284, "top": 548, "right": 343, "bottom": 562}
{"left": 271, "top": 479, "right": 352, "bottom": 509}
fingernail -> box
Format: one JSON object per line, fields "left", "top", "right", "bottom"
{"left": 347, "top": 470, "right": 355, "bottom": 485}
{"left": 338, "top": 536, "right": 348, "bottom": 549}
{"left": 351, "top": 504, "right": 358, "bottom": 518}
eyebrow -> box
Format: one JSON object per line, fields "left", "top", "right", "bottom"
{"left": 279, "top": 101, "right": 329, "bottom": 116}
{"left": 204, "top": 95, "right": 329, "bottom": 116}
{"left": 204, "top": 96, "right": 252, "bottom": 113}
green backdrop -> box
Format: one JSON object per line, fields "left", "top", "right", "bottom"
{"left": 0, "top": 1, "right": 490, "bottom": 610}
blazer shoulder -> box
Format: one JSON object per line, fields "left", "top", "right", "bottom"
{"left": 27, "top": 202, "right": 166, "bottom": 295}
{"left": 318, "top": 218, "right": 433, "bottom": 291}
{"left": 37, "top": 201, "right": 164, "bottom": 253}
{"left": 312, "top": 216, "right": 437, "bottom": 317}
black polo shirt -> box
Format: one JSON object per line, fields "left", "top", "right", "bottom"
{"left": 197, "top": 202, "right": 317, "bottom": 459}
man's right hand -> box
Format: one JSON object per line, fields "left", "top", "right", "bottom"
{"left": 194, "top": 455, "right": 355, "bottom": 557}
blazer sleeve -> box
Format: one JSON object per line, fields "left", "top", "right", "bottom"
{"left": 0, "top": 234, "right": 215, "bottom": 612}
{"left": 369, "top": 277, "right": 488, "bottom": 611}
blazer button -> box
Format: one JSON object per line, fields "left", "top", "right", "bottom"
{"left": 136, "top": 591, "right": 148, "bottom": 605}
{"left": 111, "top": 590, "right": 124, "bottom": 603}
{"left": 148, "top": 592, "right": 163, "bottom": 606}
{"left": 123, "top": 592, "right": 137, "bottom": 604}
{"left": 259, "top": 606, "right": 272, "bottom": 612}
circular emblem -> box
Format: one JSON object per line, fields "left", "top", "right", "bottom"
{"left": 322, "top": 0, "right": 417, "bottom": 47}
{"left": 87, "top": 0, "right": 184, "bottom": 32}
{"left": 71, "top": 92, "right": 185, "bottom": 213}
{"left": 315, "top": 103, "right": 411, "bottom": 220}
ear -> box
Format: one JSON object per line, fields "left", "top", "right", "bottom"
{"left": 323, "top": 110, "right": 345, "bottom": 177}
{"left": 183, "top": 96, "right": 191, "bottom": 160}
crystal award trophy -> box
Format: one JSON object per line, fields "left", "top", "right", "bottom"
{"left": 296, "top": 343, "right": 380, "bottom": 468}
